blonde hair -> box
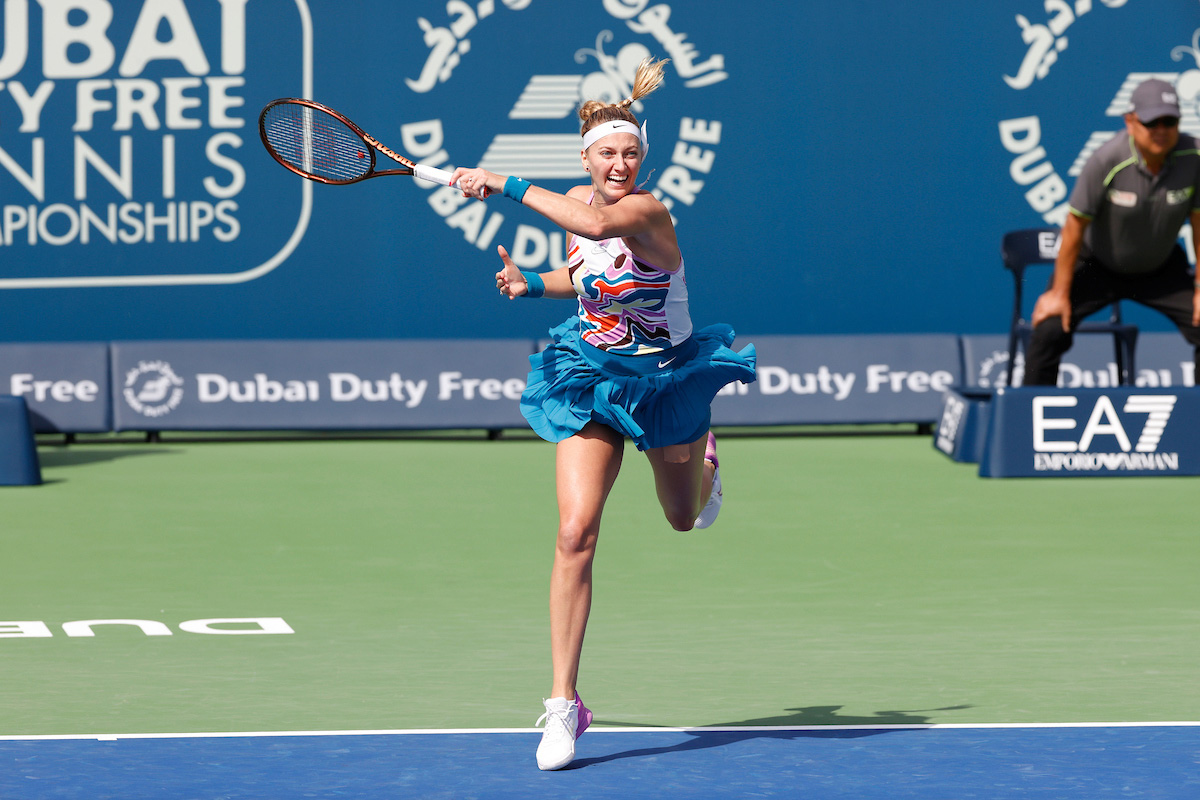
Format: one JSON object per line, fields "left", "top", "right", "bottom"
{"left": 578, "top": 57, "right": 668, "bottom": 136}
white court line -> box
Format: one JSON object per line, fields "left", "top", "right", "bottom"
{"left": 3, "top": 721, "right": 1199, "bottom": 742}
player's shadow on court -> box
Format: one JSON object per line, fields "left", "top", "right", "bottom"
{"left": 569, "top": 704, "right": 973, "bottom": 769}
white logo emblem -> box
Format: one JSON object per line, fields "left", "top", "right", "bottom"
{"left": 403, "top": 0, "right": 727, "bottom": 271}
{"left": 998, "top": 14, "right": 1200, "bottom": 228}
{"left": 977, "top": 349, "right": 1023, "bottom": 389}
{"left": 123, "top": 360, "right": 184, "bottom": 418}
{"left": 1031, "top": 394, "right": 1179, "bottom": 472}
{"left": 1107, "top": 189, "right": 1138, "bottom": 208}
{"left": 1036, "top": 230, "right": 1060, "bottom": 260}
{"left": 935, "top": 392, "right": 966, "bottom": 454}
{"left": 1166, "top": 187, "right": 1194, "bottom": 206}
{"left": 1033, "top": 394, "right": 1176, "bottom": 453}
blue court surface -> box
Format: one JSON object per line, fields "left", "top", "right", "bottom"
{"left": 3, "top": 723, "right": 1197, "bottom": 799}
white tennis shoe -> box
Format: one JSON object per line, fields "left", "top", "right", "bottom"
{"left": 694, "top": 466, "right": 723, "bottom": 529}
{"left": 535, "top": 696, "right": 580, "bottom": 770}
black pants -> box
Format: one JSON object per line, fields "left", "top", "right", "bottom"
{"left": 1024, "top": 246, "right": 1200, "bottom": 386}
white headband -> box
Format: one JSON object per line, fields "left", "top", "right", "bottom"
{"left": 581, "top": 119, "right": 649, "bottom": 156}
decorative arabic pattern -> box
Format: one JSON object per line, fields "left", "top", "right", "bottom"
{"left": 406, "top": 0, "right": 496, "bottom": 93}
{"left": 1173, "top": 28, "right": 1200, "bottom": 124}
{"left": 575, "top": 31, "right": 652, "bottom": 113}
{"left": 624, "top": 4, "right": 728, "bottom": 88}
{"left": 1005, "top": 0, "right": 1129, "bottom": 91}
{"left": 408, "top": 0, "right": 728, "bottom": 94}
{"left": 403, "top": 0, "right": 727, "bottom": 274}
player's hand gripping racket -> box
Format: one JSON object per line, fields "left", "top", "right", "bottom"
{"left": 259, "top": 98, "right": 458, "bottom": 187}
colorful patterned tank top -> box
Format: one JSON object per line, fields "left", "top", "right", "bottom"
{"left": 567, "top": 197, "right": 692, "bottom": 355}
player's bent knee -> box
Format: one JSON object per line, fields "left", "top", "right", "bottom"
{"left": 663, "top": 508, "right": 697, "bottom": 532}
{"left": 556, "top": 522, "right": 599, "bottom": 556}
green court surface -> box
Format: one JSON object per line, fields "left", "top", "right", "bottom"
{"left": 3, "top": 431, "right": 1198, "bottom": 736}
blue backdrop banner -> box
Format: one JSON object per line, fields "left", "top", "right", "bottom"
{"left": 711, "top": 334, "right": 961, "bottom": 425}
{"left": 933, "top": 388, "right": 993, "bottom": 464}
{"left": 110, "top": 339, "right": 534, "bottom": 431}
{"left": 106, "top": 334, "right": 964, "bottom": 432}
{"left": 961, "top": 333, "right": 1196, "bottom": 390}
{"left": 1, "top": 332, "right": 1191, "bottom": 433}
{"left": 2, "top": 1, "right": 1197, "bottom": 343}
{"left": 0, "top": 343, "right": 111, "bottom": 432}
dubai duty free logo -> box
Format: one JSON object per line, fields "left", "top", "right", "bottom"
{"left": 400, "top": 0, "right": 728, "bottom": 271}
{"left": 996, "top": 1, "right": 1200, "bottom": 229}
{"left": 123, "top": 360, "right": 184, "bottom": 418}
{"left": 0, "top": 0, "right": 313, "bottom": 289}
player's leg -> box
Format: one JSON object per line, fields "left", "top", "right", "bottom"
{"left": 694, "top": 431, "right": 722, "bottom": 529}
{"left": 537, "top": 421, "right": 622, "bottom": 770}
{"left": 645, "top": 431, "right": 710, "bottom": 531}
{"left": 549, "top": 421, "right": 622, "bottom": 697}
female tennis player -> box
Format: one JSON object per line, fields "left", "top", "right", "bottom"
{"left": 452, "top": 57, "right": 756, "bottom": 771}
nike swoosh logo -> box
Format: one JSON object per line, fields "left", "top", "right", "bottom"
{"left": 658, "top": 357, "right": 677, "bottom": 368}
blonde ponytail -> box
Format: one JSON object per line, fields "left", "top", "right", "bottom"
{"left": 579, "top": 57, "right": 669, "bottom": 135}
{"left": 619, "top": 57, "right": 668, "bottom": 109}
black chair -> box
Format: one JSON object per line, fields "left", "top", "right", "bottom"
{"left": 1002, "top": 227, "right": 1138, "bottom": 387}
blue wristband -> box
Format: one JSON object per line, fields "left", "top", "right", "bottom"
{"left": 520, "top": 270, "right": 545, "bottom": 298}
{"left": 503, "top": 175, "right": 531, "bottom": 203}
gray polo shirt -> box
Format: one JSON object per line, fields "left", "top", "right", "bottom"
{"left": 1067, "top": 132, "right": 1199, "bottom": 274}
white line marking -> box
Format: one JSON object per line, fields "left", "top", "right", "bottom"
{"left": 3, "top": 721, "right": 1198, "bottom": 742}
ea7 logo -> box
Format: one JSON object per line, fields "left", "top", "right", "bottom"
{"left": 1033, "top": 395, "right": 1176, "bottom": 453}
{"left": 1036, "top": 230, "right": 1059, "bottom": 260}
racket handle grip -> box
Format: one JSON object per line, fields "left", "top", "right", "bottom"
{"left": 413, "top": 163, "right": 456, "bottom": 187}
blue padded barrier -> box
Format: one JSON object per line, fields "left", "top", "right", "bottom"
{"left": 933, "top": 388, "right": 993, "bottom": 464}
{"left": 0, "top": 344, "right": 112, "bottom": 433}
{"left": 0, "top": 395, "right": 42, "bottom": 486}
{"left": 711, "top": 334, "right": 963, "bottom": 426}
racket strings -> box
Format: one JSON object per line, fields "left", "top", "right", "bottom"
{"left": 263, "top": 105, "right": 371, "bottom": 183}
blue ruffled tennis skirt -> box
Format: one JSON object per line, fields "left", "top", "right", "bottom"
{"left": 521, "top": 317, "right": 757, "bottom": 451}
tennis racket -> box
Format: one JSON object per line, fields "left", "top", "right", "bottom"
{"left": 258, "top": 98, "right": 458, "bottom": 187}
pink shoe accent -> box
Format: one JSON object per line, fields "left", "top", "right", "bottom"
{"left": 574, "top": 692, "right": 592, "bottom": 738}
{"left": 705, "top": 431, "right": 719, "bottom": 469}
